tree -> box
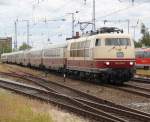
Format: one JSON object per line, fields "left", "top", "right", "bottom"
{"left": 19, "top": 42, "right": 31, "bottom": 50}
{"left": 134, "top": 40, "right": 142, "bottom": 48}
{"left": 141, "top": 23, "right": 147, "bottom": 35}
{"left": 140, "top": 23, "right": 150, "bottom": 47}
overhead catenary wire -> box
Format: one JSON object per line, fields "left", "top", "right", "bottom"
{"left": 96, "top": 0, "right": 150, "bottom": 22}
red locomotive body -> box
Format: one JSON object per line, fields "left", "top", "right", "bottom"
{"left": 135, "top": 48, "right": 150, "bottom": 69}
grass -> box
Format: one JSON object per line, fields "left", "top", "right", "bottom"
{"left": 0, "top": 89, "right": 53, "bottom": 122}
{"left": 0, "top": 89, "right": 88, "bottom": 122}
{"left": 0, "top": 64, "right": 88, "bottom": 122}
{"left": 136, "top": 69, "right": 150, "bottom": 76}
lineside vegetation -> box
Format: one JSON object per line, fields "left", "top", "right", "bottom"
{"left": 0, "top": 89, "right": 53, "bottom": 122}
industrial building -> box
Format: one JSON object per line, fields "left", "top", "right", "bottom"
{"left": 0, "top": 37, "right": 12, "bottom": 55}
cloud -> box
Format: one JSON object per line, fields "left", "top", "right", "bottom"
{"left": 0, "top": 0, "right": 150, "bottom": 48}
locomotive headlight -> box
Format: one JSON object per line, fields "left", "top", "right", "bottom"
{"left": 129, "top": 61, "right": 134, "bottom": 65}
{"left": 105, "top": 62, "right": 110, "bottom": 65}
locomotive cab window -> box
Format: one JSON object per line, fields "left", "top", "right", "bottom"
{"left": 105, "top": 38, "right": 130, "bottom": 46}
{"left": 95, "top": 38, "right": 101, "bottom": 46}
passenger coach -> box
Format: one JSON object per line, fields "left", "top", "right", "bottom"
{"left": 42, "top": 43, "right": 67, "bottom": 71}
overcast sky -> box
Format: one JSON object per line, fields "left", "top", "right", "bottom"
{"left": 0, "top": 0, "right": 150, "bottom": 48}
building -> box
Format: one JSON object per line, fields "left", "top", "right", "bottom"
{"left": 0, "top": 37, "right": 12, "bottom": 55}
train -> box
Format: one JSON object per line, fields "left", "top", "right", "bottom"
{"left": 135, "top": 48, "right": 150, "bottom": 69}
{"left": 1, "top": 27, "right": 136, "bottom": 84}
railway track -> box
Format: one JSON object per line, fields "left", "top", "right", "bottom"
{"left": 132, "top": 77, "right": 150, "bottom": 84}
{"left": 0, "top": 71, "right": 150, "bottom": 122}
{"left": 0, "top": 78, "right": 122, "bottom": 122}
{"left": 116, "top": 83, "right": 150, "bottom": 98}
{"left": 1, "top": 70, "right": 150, "bottom": 98}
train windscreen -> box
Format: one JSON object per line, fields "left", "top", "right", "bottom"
{"left": 105, "top": 38, "right": 130, "bottom": 46}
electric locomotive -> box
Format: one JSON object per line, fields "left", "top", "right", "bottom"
{"left": 67, "top": 27, "right": 135, "bottom": 83}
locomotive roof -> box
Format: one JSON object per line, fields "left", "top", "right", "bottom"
{"left": 67, "top": 33, "right": 131, "bottom": 43}
{"left": 43, "top": 43, "right": 67, "bottom": 50}
{"left": 2, "top": 50, "right": 24, "bottom": 56}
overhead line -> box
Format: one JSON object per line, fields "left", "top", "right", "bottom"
{"left": 96, "top": 6, "right": 132, "bottom": 21}
{"left": 96, "top": 1, "right": 149, "bottom": 22}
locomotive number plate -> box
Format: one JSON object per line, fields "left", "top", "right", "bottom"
{"left": 116, "top": 52, "right": 124, "bottom": 58}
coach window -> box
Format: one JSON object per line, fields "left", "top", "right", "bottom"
{"left": 73, "top": 50, "right": 77, "bottom": 57}
{"left": 85, "top": 49, "right": 89, "bottom": 57}
{"left": 85, "top": 40, "right": 91, "bottom": 48}
{"left": 75, "top": 42, "right": 78, "bottom": 49}
{"left": 81, "top": 41, "right": 85, "bottom": 48}
{"left": 71, "top": 42, "right": 75, "bottom": 49}
{"left": 71, "top": 43, "right": 74, "bottom": 49}
{"left": 79, "top": 42, "right": 82, "bottom": 49}
{"left": 95, "top": 38, "right": 101, "bottom": 46}
{"left": 77, "top": 42, "right": 80, "bottom": 49}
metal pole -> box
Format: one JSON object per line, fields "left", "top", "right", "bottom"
{"left": 72, "top": 13, "right": 75, "bottom": 37}
{"left": 27, "top": 20, "right": 30, "bottom": 46}
{"left": 92, "top": 0, "right": 96, "bottom": 31}
{"left": 127, "top": 19, "right": 130, "bottom": 34}
{"left": 14, "top": 21, "right": 17, "bottom": 49}
{"left": 131, "top": 25, "right": 136, "bottom": 40}
{"left": 133, "top": 26, "right": 135, "bottom": 40}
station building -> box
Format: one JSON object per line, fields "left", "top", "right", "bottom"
{"left": 0, "top": 37, "right": 12, "bottom": 55}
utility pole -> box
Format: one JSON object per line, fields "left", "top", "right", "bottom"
{"left": 130, "top": 19, "right": 139, "bottom": 40}
{"left": 27, "top": 20, "right": 30, "bottom": 46}
{"left": 127, "top": 19, "right": 130, "bottom": 34}
{"left": 130, "top": 25, "right": 136, "bottom": 40}
{"left": 132, "top": 0, "right": 134, "bottom": 6}
{"left": 92, "top": 0, "right": 96, "bottom": 31}
{"left": 14, "top": 19, "right": 18, "bottom": 49}
{"left": 72, "top": 13, "right": 75, "bottom": 37}
{"left": 84, "top": 0, "right": 96, "bottom": 31}
{"left": 22, "top": 20, "right": 30, "bottom": 46}
{"left": 67, "top": 11, "right": 79, "bottom": 37}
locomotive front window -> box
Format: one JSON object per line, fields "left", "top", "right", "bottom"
{"left": 105, "top": 38, "right": 130, "bottom": 46}
{"left": 105, "top": 38, "right": 118, "bottom": 46}
{"left": 119, "top": 38, "right": 130, "bottom": 46}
